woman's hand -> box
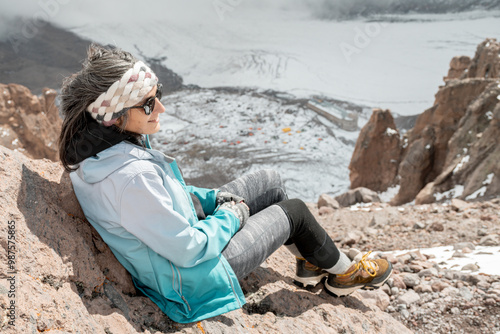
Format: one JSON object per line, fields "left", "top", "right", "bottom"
{"left": 216, "top": 191, "right": 246, "bottom": 206}
{"left": 218, "top": 201, "right": 250, "bottom": 230}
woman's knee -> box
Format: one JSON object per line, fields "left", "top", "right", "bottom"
{"left": 276, "top": 198, "right": 308, "bottom": 219}
{"left": 259, "top": 169, "right": 287, "bottom": 197}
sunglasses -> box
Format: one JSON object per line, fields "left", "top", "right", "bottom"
{"left": 126, "top": 83, "right": 163, "bottom": 115}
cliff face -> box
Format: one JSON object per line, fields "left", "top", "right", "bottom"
{"left": 0, "top": 145, "right": 410, "bottom": 334}
{"left": 349, "top": 38, "right": 500, "bottom": 205}
{"left": 0, "top": 83, "right": 62, "bottom": 161}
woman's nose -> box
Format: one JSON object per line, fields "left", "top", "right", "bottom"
{"left": 155, "top": 98, "right": 166, "bottom": 114}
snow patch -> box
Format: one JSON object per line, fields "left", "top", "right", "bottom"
{"left": 385, "top": 127, "right": 398, "bottom": 136}
{"left": 11, "top": 138, "right": 19, "bottom": 146}
{"left": 386, "top": 246, "right": 500, "bottom": 276}
{"left": 402, "top": 137, "right": 408, "bottom": 149}
{"left": 453, "top": 155, "right": 469, "bottom": 174}
{"left": 1, "top": 129, "right": 9, "bottom": 137}
{"left": 465, "top": 173, "right": 495, "bottom": 200}
{"left": 434, "top": 185, "right": 464, "bottom": 201}
{"left": 485, "top": 111, "right": 493, "bottom": 120}
{"left": 378, "top": 184, "right": 400, "bottom": 203}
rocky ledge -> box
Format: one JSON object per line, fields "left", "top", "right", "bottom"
{"left": 0, "top": 145, "right": 410, "bottom": 333}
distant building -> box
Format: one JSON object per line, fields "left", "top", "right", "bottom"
{"left": 306, "top": 99, "right": 358, "bottom": 131}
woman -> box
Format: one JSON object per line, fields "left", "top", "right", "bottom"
{"left": 59, "top": 44, "right": 392, "bottom": 323}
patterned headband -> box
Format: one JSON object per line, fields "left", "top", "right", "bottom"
{"left": 86, "top": 61, "right": 158, "bottom": 126}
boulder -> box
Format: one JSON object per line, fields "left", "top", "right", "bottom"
{"left": 335, "top": 187, "right": 381, "bottom": 207}
{"left": 317, "top": 193, "right": 340, "bottom": 209}
{"left": 349, "top": 108, "right": 402, "bottom": 192}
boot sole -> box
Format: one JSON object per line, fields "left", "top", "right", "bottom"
{"left": 293, "top": 273, "right": 328, "bottom": 288}
{"left": 324, "top": 263, "right": 393, "bottom": 297}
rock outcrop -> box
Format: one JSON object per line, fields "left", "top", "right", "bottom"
{"left": 0, "top": 83, "right": 61, "bottom": 161}
{"left": 0, "top": 144, "right": 410, "bottom": 333}
{"left": 349, "top": 108, "right": 401, "bottom": 192}
{"left": 349, "top": 38, "right": 500, "bottom": 205}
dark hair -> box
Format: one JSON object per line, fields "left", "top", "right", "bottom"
{"left": 58, "top": 44, "right": 141, "bottom": 171}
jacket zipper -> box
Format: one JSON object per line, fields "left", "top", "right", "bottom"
{"left": 218, "top": 255, "right": 242, "bottom": 308}
{"left": 169, "top": 262, "right": 192, "bottom": 311}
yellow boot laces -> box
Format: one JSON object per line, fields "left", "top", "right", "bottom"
{"left": 337, "top": 251, "right": 378, "bottom": 277}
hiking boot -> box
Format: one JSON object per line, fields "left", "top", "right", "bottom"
{"left": 293, "top": 258, "right": 328, "bottom": 288}
{"left": 324, "top": 251, "right": 393, "bottom": 297}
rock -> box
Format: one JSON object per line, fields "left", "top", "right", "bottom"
{"left": 409, "top": 264, "right": 424, "bottom": 273}
{"left": 441, "top": 287, "right": 460, "bottom": 297}
{"left": 381, "top": 284, "right": 391, "bottom": 296}
{"left": 392, "top": 39, "right": 500, "bottom": 205}
{"left": 369, "top": 214, "right": 389, "bottom": 228}
{"left": 396, "top": 290, "right": 421, "bottom": 306}
{"left": 391, "top": 287, "right": 400, "bottom": 296}
{"left": 414, "top": 284, "right": 433, "bottom": 294}
{"left": 479, "top": 235, "right": 499, "bottom": 246}
{"left": 408, "top": 250, "right": 427, "bottom": 262}
{"left": 317, "top": 193, "right": 340, "bottom": 210}
{"left": 402, "top": 273, "right": 420, "bottom": 288}
{"left": 464, "top": 38, "right": 500, "bottom": 79}
{"left": 380, "top": 253, "right": 398, "bottom": 264}
{"left": 485, "top": 298, "right": 497, "bottom": 306}
{"left": 397, "top": 254, "right": 412, "bottom": 264}
{"left": 0, "top": 84, "right": 62, "bottom": 161}
{"left": 452, "top": 251, "right": 467, "bottom": 258}
{"left": 413, "top": 221, "right": 426, "bottom": 230}
{"left": 318, "top": 206, "right": 335, "bottom": 216}
{"left": 461, "top": 247, "right": 473, "bottom": 254}
{"left": 459, "top": 287, "right": 474, "bottom": 301}
{"left": 461, "top": 263, "right": 479, "bottom": 272}
{"left": 444, "top": 55, "right": 471, "bottom": 81}
{"left": 431, "top": 281, "right": 450, "bottom": 292}
{"left": 0, "top": 144, "right": 413, "bottom": 333}
{"left": 357, "top": 289, "right": 391, "bottom": 311}
{"left": 428, "top": 221, "right": 444, "bottom": 231}
{"left": 335, "top": 187, "right": 381, "bottom": 207}
{"left": 342, "top": 231, "right": 364, "bottom": 246}
{"left": 450, "top": 198, "right": 470, "bottom": 211}
{"left": 400, "top": 309, "right": 411, "bottom": 319}
{"left": 391, "top": 275, "right": 407, "bottom": 290}
{"left": 418, "top": 268, "right": 438, "bottom": 278}
{"left": 470, "top": 275, "right": 490, "bottom": 290}
{"left": 363, "top": 227, "right": 378, "bottom": 236}
{"left": 349, "top": 108, "right": 401, "bottom": 192}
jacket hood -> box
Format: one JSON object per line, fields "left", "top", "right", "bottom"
{"left": 75, "top": 142, "right": 157, "bottom": 183}
{"left": 65, "top": 113, "right": 143, "bottom": 166}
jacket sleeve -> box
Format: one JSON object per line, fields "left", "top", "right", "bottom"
{"left": 184, "top": 185, "right": 219, "bottom": 216}
{"left": 119, "top": 171, "right": 240, "bottom": 268}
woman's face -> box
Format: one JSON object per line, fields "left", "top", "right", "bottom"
{"left": 122, "top": 85, "right": 165, "bottom": 134}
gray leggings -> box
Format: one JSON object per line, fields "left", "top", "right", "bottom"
{"left": 220, "top": 169, "right": 290, "bottom": 279}
{"left": 220, "top": 169, "right": 341, "bottom": 279}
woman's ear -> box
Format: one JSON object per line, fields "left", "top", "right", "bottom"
{"left": 115, "top": 115, "right": 125, "bottom": 129}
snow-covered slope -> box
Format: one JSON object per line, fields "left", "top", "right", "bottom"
{"left": 153, "top": 88, "right": 369, "bottom": 200}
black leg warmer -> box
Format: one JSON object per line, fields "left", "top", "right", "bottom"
{"left": 276, "top": 198, "right": 341, "bottom": 269}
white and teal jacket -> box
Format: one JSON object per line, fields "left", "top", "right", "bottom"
{"left": 70, "top": 141, "right": 246, "bottom": 323}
